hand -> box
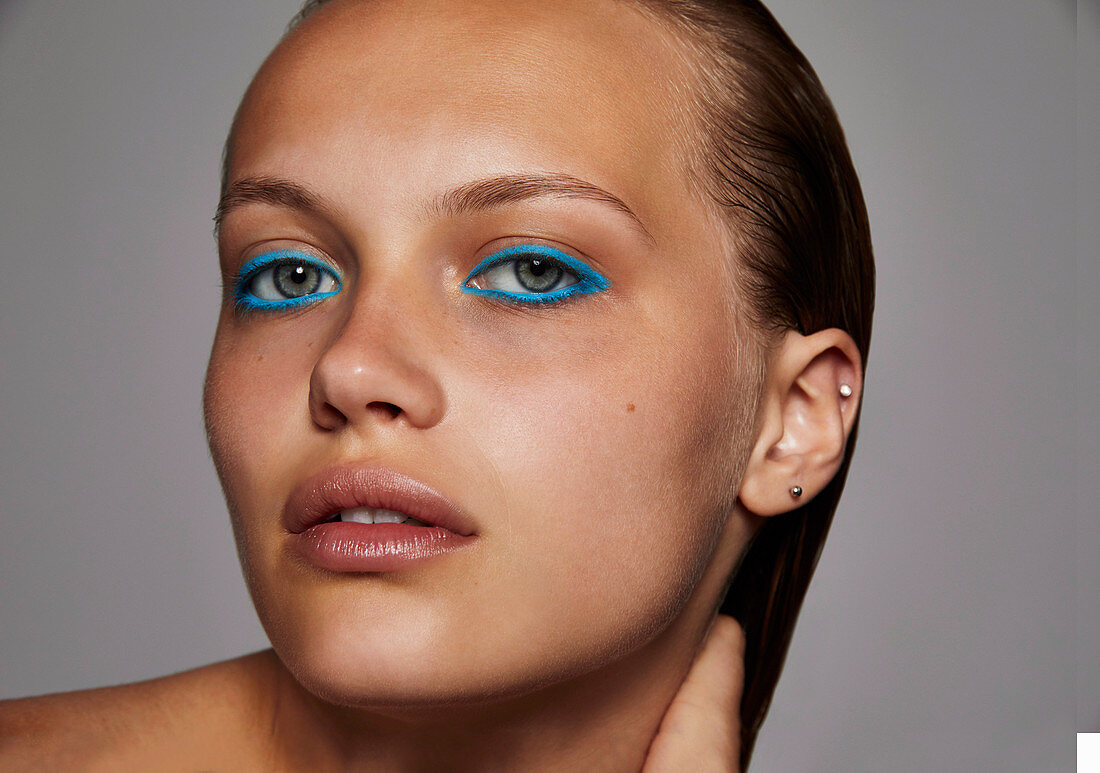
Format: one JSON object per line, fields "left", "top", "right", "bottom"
{"left": 642, "top": 615, "right": 745, "bottom": 773}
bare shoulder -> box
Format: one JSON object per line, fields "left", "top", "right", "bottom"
{"left": 0, "top": 650, "right": 279, "bottom": 772}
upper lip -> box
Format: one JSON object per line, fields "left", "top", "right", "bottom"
{"left": 283, "top": 465, "right": 476, "bottom": 536}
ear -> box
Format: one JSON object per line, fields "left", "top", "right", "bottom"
{"left": 738, "top": 329, "right": 862, "bottom": 516}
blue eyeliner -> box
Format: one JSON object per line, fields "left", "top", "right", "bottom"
{"left": 461, "top": 245, "right": 611, "bottom": 304}
{"left": 232, "top": 249, "right": 342, "bottom": 313}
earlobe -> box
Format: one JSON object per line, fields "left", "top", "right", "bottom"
{"left": 738, "top": 328, "right": 862, "bottom": 517}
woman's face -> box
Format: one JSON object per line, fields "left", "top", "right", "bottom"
{"left": 205, "top": 0, "right": 763, "bottom": 707}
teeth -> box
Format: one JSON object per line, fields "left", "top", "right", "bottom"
{"left": 336, "top": 507, "right": 429, "bottom": 527}
{"left": 372, "top": 510, "right": 405, "bottom": 524}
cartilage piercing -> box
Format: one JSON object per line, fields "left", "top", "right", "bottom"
{"left": 839, "top": 384, "right": 852, "bottom": 397}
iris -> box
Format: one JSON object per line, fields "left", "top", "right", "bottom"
{"left": 462, "top": 245, "right": 611, "bottom": 304}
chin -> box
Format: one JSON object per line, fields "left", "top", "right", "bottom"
{"left": 252, "top": 583, "right": 650, "bottom": 716}
{"left": 273, "top": 629, "right": 550, "bottom": 713}
{"left": 248, "top": 589, "right": 502, "bottom": 710}
{"left": 275, "top": 607, "right": 689, "bottom": 725}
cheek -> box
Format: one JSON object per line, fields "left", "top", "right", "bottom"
{"left": 203, "top": 323, "right": 317, "bottom": 526}
{"left": 461, "top": 305, "right": 754, "bottom": 651}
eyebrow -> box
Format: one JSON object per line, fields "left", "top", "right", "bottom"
{"left": 215, "top": 172, "right": 654, "bottom": 243}
{"left": 214, "top": 176, "right": 328, "bottom": 234}
{"left": 434, "top": 173, "right": 654, "bottom": 244}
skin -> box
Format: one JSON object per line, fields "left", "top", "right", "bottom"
{"left": 0, "top": 0, "right": 863, "bottom": 769}
{"left": 207, "top": 2, "right": 755, "bottom": 769}
{"left": 0, "top": 623, "right": 744, "bottom": 771}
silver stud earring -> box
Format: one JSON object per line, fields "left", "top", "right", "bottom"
{"left": 790, "top": 485, "right": 803, "bottom": 498}
{"left": 839, "top": 384, "right": 853, "bottom": 398}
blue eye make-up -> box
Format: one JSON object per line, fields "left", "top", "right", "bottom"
{"left": 461, "top": 245, "right": 610, "bottom": 304}
{"left": 232, "top": 250, "right": 342, "bottom": 313}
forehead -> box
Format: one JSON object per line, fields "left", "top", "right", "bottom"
{"left": 229, "top": 0, "right": 708, "bottom": 237}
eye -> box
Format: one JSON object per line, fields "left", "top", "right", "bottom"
{"left": 462, "top": 245, "right": 610, "bottom": 304}
{"left": 233, "top": 250, "right": 341, "bottom": 312}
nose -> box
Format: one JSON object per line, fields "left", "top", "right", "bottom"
{"left": 308, "top": 286, "right": 447, "bottom": 432}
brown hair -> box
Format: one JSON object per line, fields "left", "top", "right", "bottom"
{"left": 279, "top": 1, "right": 875, "bottom": 768}
{"left": 624, "top": 3, "right": 876, "bottom": 768}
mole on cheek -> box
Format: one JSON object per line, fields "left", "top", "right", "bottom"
{"left": 626, "top": 403, "right": 635, "bottom": 413}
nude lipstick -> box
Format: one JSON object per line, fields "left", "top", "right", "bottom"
{"left": 284, "top": 466, "right": 476, "bottom": 572}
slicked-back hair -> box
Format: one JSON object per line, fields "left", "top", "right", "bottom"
{"left": 258, "top": 1, "right": 875, "bottom": 768}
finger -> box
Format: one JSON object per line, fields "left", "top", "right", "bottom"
{"left": 642, "top": 615, "right": 746, "bottom": 772}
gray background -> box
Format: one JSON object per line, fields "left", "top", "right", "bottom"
{"left": 0, "top": 1, "right": 1090, "bottom": 770}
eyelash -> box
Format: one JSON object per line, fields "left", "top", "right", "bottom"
{"left": 230, "top": 244, "right": 609, "bottom": 312}
{"left": 461, "top": 245, "right": 611, "bottom": 304}
{"left": 231, "top": 250, "right": 342, "bottom": 313}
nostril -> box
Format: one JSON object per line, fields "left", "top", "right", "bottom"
{"left": 367, "top": 401, "right": 402, "bottom": 420}
{"left": 314, "top": 402, "right": 348, "bottom": 430}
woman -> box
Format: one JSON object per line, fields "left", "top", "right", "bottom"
{"left": 0, "top": 0, "right": 872, "bottom": 769}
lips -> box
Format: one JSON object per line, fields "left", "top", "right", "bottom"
{"left": 284, "top": 465, "right": 476, "bottom": 536}
{"left": 283, "top": 465, "right": 476, "bottom": 572}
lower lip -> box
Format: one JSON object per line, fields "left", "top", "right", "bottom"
{"left": 289, "top": 522, "right": 474, "bottom": 572}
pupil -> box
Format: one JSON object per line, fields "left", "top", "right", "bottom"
{"left": 529, "top": 259, "right": 547, "bottom": 276}
{"left": 289, "top": 266, "right": 307, "bottom": 284}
